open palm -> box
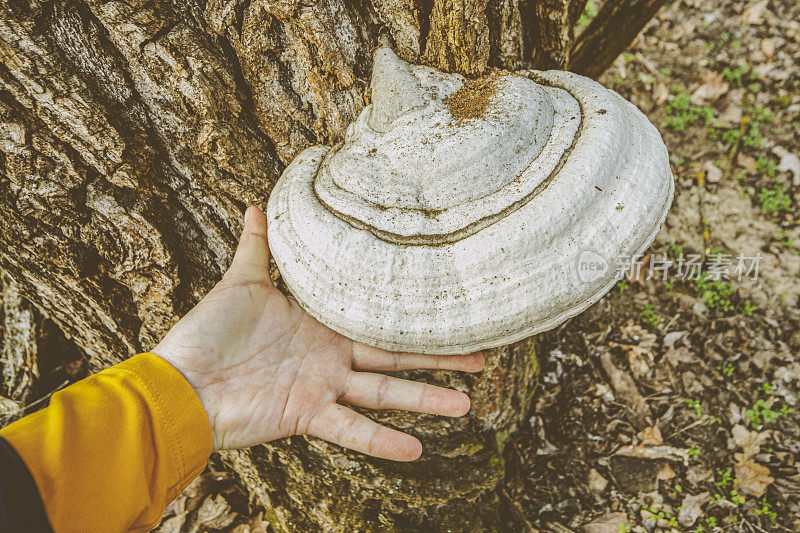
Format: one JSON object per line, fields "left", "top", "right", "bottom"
{"left": 153, "top": 206, "right": 483, "bottom": 460}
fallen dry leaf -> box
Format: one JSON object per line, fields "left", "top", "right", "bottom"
{"left": 157, "top": 513, "right": 187, "bottom": 533}
{"left": 588, "top": 468, "right": 609, "bottom": 492}
{"left": 616, "top": 444, "right": 689, "bottom": 464}
{"left": 703, "top": 160, "right": 723, "bottom": 183}
{"left": 733, "top": 424, "right": 772, "bottom": 463}
{"left": 196, "top": 494, "right": 236, "bottom": 529}
{"left": 718, "top": 104, "right": 743, "bottom": 126}
{"left": 637, "top": 425, "right": 664, "bottom": 446}
{"left": 598, "top": 348, "right": 653, "bottom": 426}
{"left": 665, "top": 346, "right": 697, "bottom": 365}
{"left": 691, "top": 71, "right": 729, "bottom": 105}
{"left": 734, "top": 459, "right": 774, "bottom": 497}
{"left": 678, "top": 492, "right": 710, "bottom": 527}
{"left": 656, "top": 462, "right": 676, "bottom": 481}
{"left": 250, "top": 511, "right": 270, "bottom": 533}
{"left": 583, "top": 512, "right": 630, "bottom": 533}
{"left": 772, "top": 146, "right": 800, "bottom": 186}
{"left": 618, "top": 321, "right": 657, "bottom": 347}
{"left": 0, "top": 396, "right": 20, "bottom": 417}
{"left": 654, "top": 82, "right": 670, "bottom": 105}
{"left": 737, "top": 153, "right": 757, "bottom": 173}
{"left": 760, "top": 37, "right": 776, "bottom": 58}
{"left": 663, "top": 330, "right": 687, "bottom": 348}
{"left": 611, "top": 322, "right": 657, "bottom": 377}
{"left": 687, "top": 465, "right": 714, "bottom": 485}
{"left": 741, "top": 0, "right": 768, "bottom": 24}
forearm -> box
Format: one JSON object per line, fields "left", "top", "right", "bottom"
{"left": 0, "top": 353, "right": 212, "bottom": 532}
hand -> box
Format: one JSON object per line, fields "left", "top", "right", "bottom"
{"left": 152, "top": 206, "right": 484, "bottom": 460}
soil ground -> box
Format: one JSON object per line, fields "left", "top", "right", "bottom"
{"left": 151, "top": 0, "right": 799, "bottom": 530}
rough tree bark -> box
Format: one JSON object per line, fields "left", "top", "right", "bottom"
{"left": 0, "top": 273, "right": 41, "bottom": 422}
{"left": 0, "top": 0, "right": 670, "bottom": 530}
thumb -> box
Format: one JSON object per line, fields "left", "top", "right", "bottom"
{"left": 228, "top": 206, "right": 272, "bottom": 282}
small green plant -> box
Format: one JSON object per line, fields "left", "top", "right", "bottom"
{"left": 730, "top": 489, "right": 746, "bottom": 506}
{"left": 718, "top": 362, "right": 735, "bottom": 376}
{"left": 693, "top": 271, "right": 734, "bottom": 313}
{"left": 686, "top": 398, "right": 703, "bottom": 416}
{"left": 667, "top": 243, "right": 683, "bottom": 259}
{"left": 622, "top": 52, "right": 635, "bottom": 63}
{"left": 748, "top": 82, "right": 761, "bottom": 93}
{"left": 659, "top": 67, "right": 672, "bottom": 77}
{"left": 755, "top": 107, "right": 775, "bottom": 123}
{"left": 716, "top": 467, "right": 735, "bottom": 488}
{"left": 642, "top": 506, "right": 679, "bottom": 528}
{"left": 617, "top": 279, "right": 629, "bottom": 293}
{"left": 665, "top": 281, "right": 674, "bottom": 292}
{"left": 640, "top": 304, "right": 660, "bottom": 326}
{"left": 688, "top": 445, "right": 700, "bottom": 459}
{"left": 760, "top": 382, "right": 772, "bottom": 395}
{"left": 741, "top": 300, "right": 758, "bottom": 317}
{"left": 722, "top": 128, "right": 740, "bottom": 145}
{"left": 745, "top": 398, "right": 792, "bottom": 429}
{"left": 722, "top": 61, "right": 749, "bottom": 87}
{"left": 733, "top": 169, "right": 747, "bottom": 181}
{"left": 756, "top": 498, "right": 777, "bottom": 521}
{"left": 756, "top": 157, "right": 778, "bottom": 177}
{"left": 664, "top": 91, "right": 715, "bottom": 131}
{"left": 742, "top": 122, "right": 764, "bottom": 148}
{"left": 779, "top": 229, "right": 796, "bottom": 251}
{"left": 759, "top": 185, "right": 791, "bottom": 215}
{"left": 577, "top": 0, "right": 598, "bottom": 26}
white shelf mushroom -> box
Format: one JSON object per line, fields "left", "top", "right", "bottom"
{"left": 267, "top": 46, "right": 674, "bottom": 355}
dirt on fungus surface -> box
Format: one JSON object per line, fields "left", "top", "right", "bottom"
{"left": 154, "top": 0, "right": 800, "bottom": 531}
{"left": 444, "top": 73, "right": 502, "bottom": 121}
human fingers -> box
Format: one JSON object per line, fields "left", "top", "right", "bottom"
{"left": 351, "top": 343, "right": 484, "bottom": 373}
{"left": 228, "top": 206, "right": 273, "bottom": 281}
{"left": 308, "top": 403, "right": 422, "bottom": 461}
{"left": 340, "top": 372, "right": 471, "bottom": 416}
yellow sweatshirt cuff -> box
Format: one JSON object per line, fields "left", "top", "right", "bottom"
{"left": 0, "top": 353, "right": 213, "bottom": 532}
{"left": 116, "top": 353, "right": 214, "bottom": 495}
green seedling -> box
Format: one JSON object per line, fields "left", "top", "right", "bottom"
{"left": 742, "top": 122, "right": 764, "bottom": 148}
{"left": 693, "top": 271, "right": 734, "bottom": 314}
{"left": 686, "top": 398, "right": 703, "bottom": 416}
{"left": 756, "top": 157, "right": 777, "bottom": 177}
{"left": 722, "top": 61, "right": 749, "bottom": 87}
{"left": 759, "top": 185, "right": 791, "bottom": 215}
{"left": 640, "top": 304, "right": 660, "bottom": 326}
{"left": 617, "top": 279, "right": 629, "bottom": 293}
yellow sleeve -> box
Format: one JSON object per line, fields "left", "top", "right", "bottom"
{"left": 0, "top": 353, "right": 213, "bottom": 532}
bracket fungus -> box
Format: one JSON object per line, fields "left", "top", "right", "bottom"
{"left": 267, "top": 46, "right": 674, "bottom": 355}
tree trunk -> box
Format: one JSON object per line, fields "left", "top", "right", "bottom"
{"left": 0, "top": 0, "right": 670, "bottom": 529}
{"left": 1, "top": 273, "right": 41, "bottom": 422}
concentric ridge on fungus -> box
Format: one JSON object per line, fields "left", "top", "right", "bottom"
{"left": 267, "top": 45, "right": 674, "bottom": 355}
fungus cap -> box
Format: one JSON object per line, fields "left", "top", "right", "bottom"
{"left": 267, "top": 46, "right": 674, "bottom": 355}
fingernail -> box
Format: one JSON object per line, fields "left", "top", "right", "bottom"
{"left": 244, "top": 208, "right": 251, "bottom": 224}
